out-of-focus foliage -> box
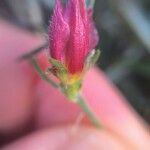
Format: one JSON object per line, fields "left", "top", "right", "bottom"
{"left": 0, "top": 0, "right": 149, "bottom": 123}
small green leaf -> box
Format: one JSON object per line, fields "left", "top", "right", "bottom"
{"left": 45, "top": 67, "right": 53, "bottom": 75}
{"left": 49, "top": 57, "right": 68, "bottom": 75}
{"left": 85, "top": 49, "right": 101, "bottom": 70}
{"left": 49, "top": 58, "right": 66, "bottom": 69}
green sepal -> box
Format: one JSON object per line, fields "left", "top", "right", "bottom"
{"left": 85, "top": 49, "right": 101, "bottom": 70}
{"left": 49, "top": 57, "right": 67, "bottom": 73}
{"left": 48, "top": 57, "right": 68, "bottom": 81}
{"left": 49, "top": 57, "right": 82, "bottom": 101}
{"left": 45, "top": 67, "right": 53, "bottom": 75}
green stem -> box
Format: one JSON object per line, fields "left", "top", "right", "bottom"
{"left": 76, "top": 94, "right": 101, "bottom": 128}
{"left": 31, "top": 57, "right": 100, "bottom": 128}
{"left": 31, "top": 58, "right": 58, "bottom": 88}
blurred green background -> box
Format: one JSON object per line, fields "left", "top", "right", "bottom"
{"left": 0, "top": 0, "right": 149, "bottom": 123}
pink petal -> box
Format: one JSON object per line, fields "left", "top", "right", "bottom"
{"left": 49, "top": 0, "right": 70, "bottom": 61}
{"left": 65, "top": 0, "right": 89, "bottom": 74}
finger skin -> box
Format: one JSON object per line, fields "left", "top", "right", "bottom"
{"left": 34, "top": 66, "right": 150, "bottom": 149}
{"left": 34, "top": 71, "right": 81, "bottom": 127}
{"left": 0, "top": 20, "right": 44, "bottom": 132}
{"left": 82, "top": 67, "right": 150, "bottom": 149}
{"left": 1, "top": 127, "right": 127, "bottom": 150}
{"left": 0, "top": 20, "right": 149, "bottom": 149}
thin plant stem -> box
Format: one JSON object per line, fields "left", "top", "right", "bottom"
{"left": 31, "top": 58, "right": 58, "bottom": 88}
{"left": 76, "top": 94, "right": 101, "bottom": 128}
{"left": 31, "top": 57, "right": 101, "bottom": 128}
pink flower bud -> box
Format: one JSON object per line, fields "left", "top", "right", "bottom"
{"left": 49, "top": 0, "right": 99, "bottom": 75}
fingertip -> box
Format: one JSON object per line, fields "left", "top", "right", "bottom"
{"left": 0, "top": 20, "right": 43, "bottom": 132}
{"left": 82, "top": 67, "right": 150, "bottom": 149}
{"left": 1, "top": 126, "right": 126, "bottom": 150}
